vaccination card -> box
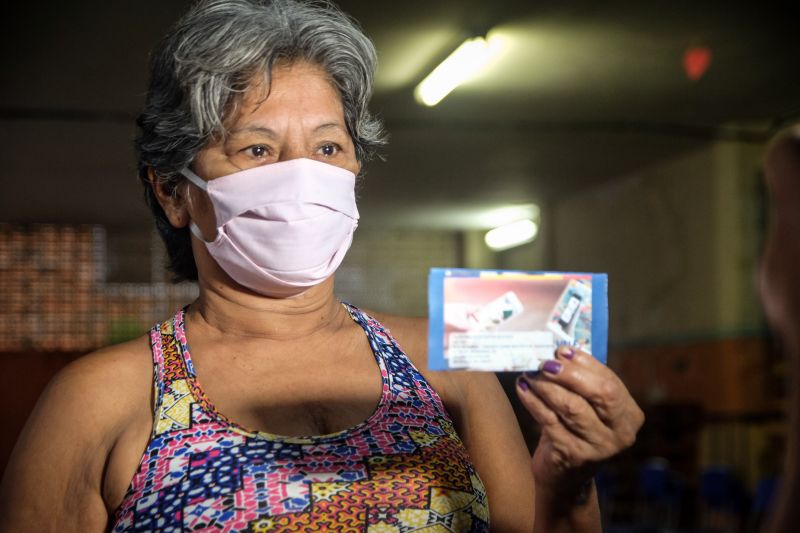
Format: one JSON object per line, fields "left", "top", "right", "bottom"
{"left": 428, "top": 268, "right": 608, "bottom": 371}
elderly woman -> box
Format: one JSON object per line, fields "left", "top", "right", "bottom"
{"left": 0, "top": 0, "right": 643, "bottom": 531}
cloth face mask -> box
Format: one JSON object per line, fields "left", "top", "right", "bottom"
{"left": 181, "top": 158, "right": 359, "bottom": 297}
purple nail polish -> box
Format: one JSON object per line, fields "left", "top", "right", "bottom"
{"left": 542, "top": 359, "right": 563, "bottom": 375}
{"left": 561, "top": 348, "right": 576, "bottom": 359}
{"left": 518, "top": 379, "right": 529, "bottom": 391}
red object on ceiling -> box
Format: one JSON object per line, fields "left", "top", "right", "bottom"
{"left": 683, "top": 46, "right": 712, "bottom": 81}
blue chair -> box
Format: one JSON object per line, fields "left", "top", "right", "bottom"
{"left": 637, "top": 458, "right": 682, "bottom": 529}
{"left": 701, "top": 466, "right": 741, "bottom": 511}
{"left": 747, "top": 475, "right": 781, "bottom": 530}
{"left": 700, "top": 465, "right": 746, "bottom": 531}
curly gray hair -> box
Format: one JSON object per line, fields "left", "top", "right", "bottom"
{"left": 136, "top": 0, "right": 386, "bottom": 281}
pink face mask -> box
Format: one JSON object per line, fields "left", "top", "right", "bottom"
{"left": 181, "top": 158, "right": 359, "bottom": 297}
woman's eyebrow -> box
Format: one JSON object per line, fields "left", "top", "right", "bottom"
{"left": 228, "top": 125, "right": 280, "bottom": 139}
{"left": 314, "top": 122, "right": 347, "bottom": 134}
{"left": 228, "top": 123, "right": 346, "bottom": 138}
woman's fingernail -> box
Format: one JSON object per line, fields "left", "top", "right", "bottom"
{"left": 518, "top": 378, "right": 529, "bottom": 391}
{"left": 559, "top": 347, "right": 575, "bottom": 359}
{"left": 542, "top": 359, "right": 563, "bottom": 375}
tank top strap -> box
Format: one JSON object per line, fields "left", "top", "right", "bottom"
{"left": 342, "top": 302, "right": 450, "bottom": 420}
{"left": 147, "top": 308, "right": 198, "bottom": 436}
{"left": 147, "top": 318, "right": 168, "bottom": 424}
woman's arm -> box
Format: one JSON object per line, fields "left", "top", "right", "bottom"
{"left": 0, "top": 338, "right": 152, "bottom": 533}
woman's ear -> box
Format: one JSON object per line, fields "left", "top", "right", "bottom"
{"left": 148, "top": 168, "right": 190, "bottom": 228}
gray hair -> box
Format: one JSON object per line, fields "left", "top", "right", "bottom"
{"left": 136, "top": 0, "right": 387, "bottom": 281}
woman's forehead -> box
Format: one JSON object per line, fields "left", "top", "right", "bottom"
{"left": 226, "top": 61, "right": 345, "bottom": 129}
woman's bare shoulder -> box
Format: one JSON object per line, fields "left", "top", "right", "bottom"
{"left": 53, "top": 335, "right": 153, "bottom": 409}
{"left": 0, "top": 334, "right": 153, "bottom": 529}
{"left": 18, "top": 334, "right": 153, "bottom": 454}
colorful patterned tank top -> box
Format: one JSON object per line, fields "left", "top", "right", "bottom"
{"left": 112, "top": 304, "right": 489, "bottom": 532}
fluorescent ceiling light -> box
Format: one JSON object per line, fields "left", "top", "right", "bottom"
{"left": 484, "top": 219, "right": 538, "bottom": 251}
{"left": 477, "top": 204, "right": 540, "bottom": 229}
{"left": 414, "top": 33, "right": 506, "bottom": 107}
{"left": 358, "top": 202, "right": 539, "bottom": 230}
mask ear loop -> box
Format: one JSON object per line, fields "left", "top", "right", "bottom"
{"left": 181, "top": 167, "right": 209, "bottom": 191}
{"left": 180, "top": 167, "right": 212, "bottom": 242}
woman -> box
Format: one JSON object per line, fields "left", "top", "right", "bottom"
{"left": 0, "top": 1, "right": 643, "bottom": 531}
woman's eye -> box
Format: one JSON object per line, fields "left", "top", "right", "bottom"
{"left": 247, "top": 145, "right": 269, "bottom": 158}
{"left": 319, "top": 143, "right": 339, "bottom": 157}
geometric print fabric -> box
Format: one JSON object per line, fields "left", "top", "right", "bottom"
{"left": 111, "top": 304, "right": 490, "bottom": 532}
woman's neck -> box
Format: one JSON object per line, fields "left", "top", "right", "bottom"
{"left": 184, "top": 236, "right": 349, "bottom": 341}
{"left": 186, "top": 275, "right": 347, "bottom": 341}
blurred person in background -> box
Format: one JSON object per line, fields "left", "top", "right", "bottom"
{"left": 0, "top": 1, "right": 643, "bottom": 531}
{"left": 761, "top": 124, "right": 800, "bottom": 533}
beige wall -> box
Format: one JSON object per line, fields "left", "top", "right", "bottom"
{"left": 552, "top": 139, "right": 765, "bottom": 342}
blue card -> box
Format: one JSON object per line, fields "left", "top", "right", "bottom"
{"left": 428, "top": 268, "right": 608, "bottom": 371}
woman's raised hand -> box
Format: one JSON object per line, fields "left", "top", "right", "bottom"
{"left": 516, "top": 346, "right": 644, "bottom": 499}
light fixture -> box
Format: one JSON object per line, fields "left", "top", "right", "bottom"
{"left": 414, "top": 33, "right": 506, "bottom": 107}
{"left": 484, "top": 219, "right": 538, "bottom": 251}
